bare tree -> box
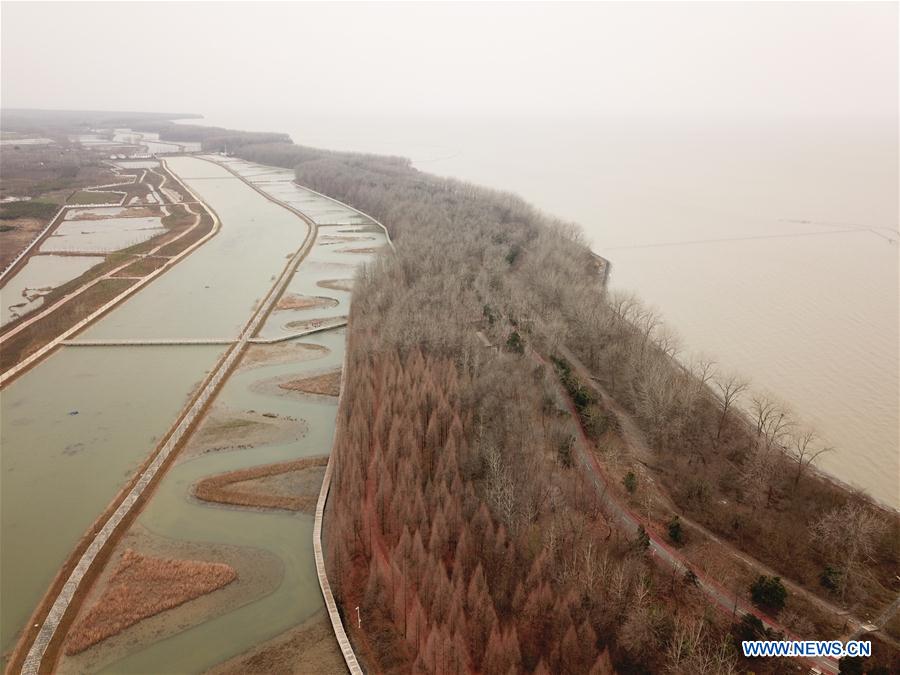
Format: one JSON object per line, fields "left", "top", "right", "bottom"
{"left": 690, "top": 356, "right": 716, "bottom": 399}
{"left": 750, "top": 394, "right": 793, "bottom": 453}
{"left": 787, "top": 428, "right": 833, "bottom": 489}
{"left": 714, "top": 373, "right": 749, "bottom": 441}
{"left": 813, "top": 502, "right": 886, "bottom": 601}
{"left": 653, "top": 325, "right": 681, "bottom": 360}
{"left": 634, "top": 308, "right": 662, "bottom": 367}
{"left": 740, "top": 444, "right": 779, "bottom": 511}
{"left": 666, "top": 616, "right": 737, "bottom": 675}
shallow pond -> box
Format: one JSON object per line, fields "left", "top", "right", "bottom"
{"left": 41, "top": 217, "right": 165, "bottom": 254}
{"left": 64, "top": 207, "right": 131, "bottom": 220}
{"left": 0, "top": 254, "right": 104, "bottom": 325}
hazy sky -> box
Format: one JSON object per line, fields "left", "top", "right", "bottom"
{"left": 1, "top": 1, "right": 897, "bottom": 121}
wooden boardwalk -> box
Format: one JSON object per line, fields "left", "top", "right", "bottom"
{"left": 314, "top": 326, "right": 364, "bottom": 675}
{"left": 59, "top": 320, "right": 349, "bottom": 348}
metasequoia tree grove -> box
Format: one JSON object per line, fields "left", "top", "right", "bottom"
{"left": 231, "top": 139, "right": 898, "bottom": 670}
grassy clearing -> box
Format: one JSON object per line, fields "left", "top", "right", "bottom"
{"left": 0, "top": 217, "right": 47, "bottom": 268}
{"left": 65, "top": 549, "right": 236, "bottom": 655}
{"left": 0, "top": 200, "right": 59, "bottom": 220}
{"left": 111, "top": 255, "right": 169, "bottom": 277}
{"left": 67, "top": 191, "right": 121, "bottom": 205}
{"left": 155, "top": 214, "right": 212, "bottom": 256}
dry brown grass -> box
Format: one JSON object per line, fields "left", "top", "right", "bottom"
{"left": 279, "top": 370, "right": 341, "bottom": 396}
{"left": 317, "top": 278, "right": 354, "bottom": 293}
{"left": 284, "top": 316, "right": 347, "bottom": 332}
{"left": 0, "top": 217, "right": 46, "bottom": 267}
{"left": 337, "top": 246, "right": 381, "bottom": 254}
{"left": 193, "top": 456, "right": 329, "bottom": 512}
{"left": 275, "top": 294, "right": 338, "bottom": 311}
{"left": 112, "top": 255, "right": 169, "bottom": 277}
{"left": 65, "top": 549, "right": 236, "bottom": 655}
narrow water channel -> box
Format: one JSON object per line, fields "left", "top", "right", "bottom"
{"left": 51, "top": 156, "right": 385, "bottom": 671}
{"left": 1, "top": 155, "right": 363, "bottom": 664}
{"left": 80, "top": 157, "right": 311, "bottom": 341}
{"left": 88, "top": 330, "right": 344, "bottom": 673}
{"left": 0, "top": 344, "right": 225, "bottom": 658}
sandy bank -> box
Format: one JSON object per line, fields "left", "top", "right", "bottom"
{"left": 279, "top": 369, "right": 341, "bottom": 397}
{"left": 193, "top": 456, "right": 328, "bottom": 513}
{"left": 205, "top": 608, "right": 345, "bottom": 675}
{"left": 276, "top": 293, "right": 339, "bottom": 311}
{"left": 239, "top": 342, "right": 329, "bottom": 370}
{"left": 177, "top": 405, "right": 308, "bottom": 462}
{"left": 56, "top": 527, "right": 283, "bottom": 675}
{"left": 317, "top": 278, "right": 355, "bottom": 293}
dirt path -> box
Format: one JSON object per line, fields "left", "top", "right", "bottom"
{"left": 536, "top": 344, "right": 841, "bottom": 674}
{"left": 555, "top": 344, "right": 898, "bottom": 647}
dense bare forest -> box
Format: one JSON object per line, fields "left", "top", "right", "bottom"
{"left": 233, "top": 141, "right": 899, "bottom": 673}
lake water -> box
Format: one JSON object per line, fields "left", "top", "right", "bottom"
{"left": 0, "top": 345, "right": 225, "bottom": 658}
{"left": 189, "top": 112, "right": 899, "bottom": 507}
{"left": 0, "top": 254, "right": 104, "bottom": 325}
